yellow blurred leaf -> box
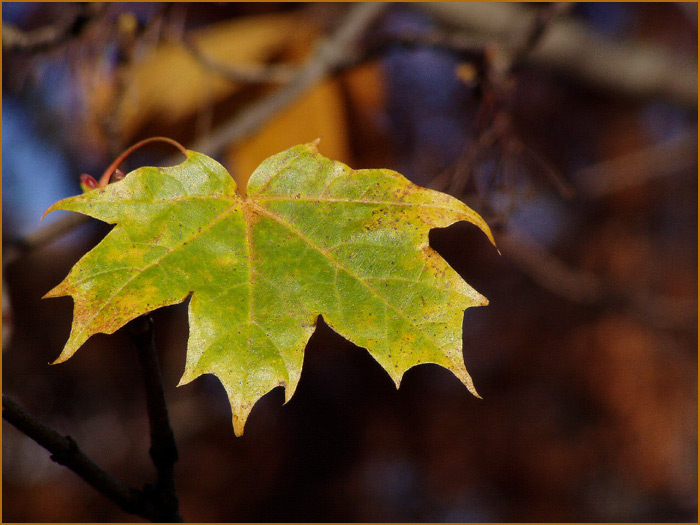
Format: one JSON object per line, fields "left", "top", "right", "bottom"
{"left": 227, "top": 59, "right": 389, "bottom": 191}
{"left": 90, "top": 12, "right": 316, "bottom": 141}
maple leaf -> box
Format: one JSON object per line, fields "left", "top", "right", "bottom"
{"left": 44, "top": 142, "right": 495, "bottom": 435}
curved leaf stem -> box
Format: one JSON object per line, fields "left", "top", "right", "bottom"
{"left": 98, "top": 137, "right": 188, "bottom": 188}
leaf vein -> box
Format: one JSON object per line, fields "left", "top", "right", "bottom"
{"left": 250, "top": 203, "right": 439, "bottom": 352}
{"left": 71, "top": 200, "right": 241, "bottom": 343}
{"left": 257, "top": 195, "right": 466, "bottom": 214}
{"left": 250, "top": 147, "right": 305, "bottom": 197}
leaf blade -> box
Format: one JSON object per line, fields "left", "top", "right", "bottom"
{"left": 45, "top": 143, "right": 494, "bottom": 435}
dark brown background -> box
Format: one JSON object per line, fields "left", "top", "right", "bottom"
{"left": 3, "top": 2, "right": 697, "bottom": 522}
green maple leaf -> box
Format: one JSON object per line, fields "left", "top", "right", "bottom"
{"left": 44, "top": 142, "right": 495, "bottom": 435}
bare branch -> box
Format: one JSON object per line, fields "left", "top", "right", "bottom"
{"left": 2, "top": 22, "right": 70, "bottom": 52}
{"left": 575, "top": 131, "right": 698, "bottom": 198}
{"left": 2, "top": 4, "right": 108, "bottom": 54}
{"left": 497, "top": 230, "right": 605, "bottom": 304}
{"left": 186, "top": 2, "right": 390, "bottom": 159}
{"left": 498, "top": 230, "right": 697, "bottom": 330}
{"left": 2, "top": 395, "right": 182, "bottom": 522}
{"left": 128, "top": 315, "right": 182, "bottom": 522}
{"left": 510, "top": 2, "right": 575, "bottom": 67}
{"left": 179, "top": 34, "right": 296, "bottom": 85}
{"left": 416, "top": 2, "right": 697, "bottom": 107}
{"left": 507, "top": 2, "right": 574, "bottom": 69}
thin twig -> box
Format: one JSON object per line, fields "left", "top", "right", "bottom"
{"left": 498, "top": 230, "right": 697, "bottom": 330}
{"left": 497, "top": 230, "right": 605, "bottom": 304}
{"left": 186, "top": 2, "right": 389, "bottom": 160}
{"left": 2, "top": 395, "right": 180, "bottom": 522}
{"left": 2, "top": 22, "right": 72, "bottom": 52}
{"left": 507, "top": 2, "right": 574, "bottom": 70}
{"left": 575, "top": 131, "right": 698, "bottom": 198}
{"left": 443, "top": 3, "right": 571, "bottom": 200}
{"left": 446, "top": 116, "right": 502, "bottom": 196}
{"left": 510, "top": 136, "right": 575, "bottom": 199}
{"left": 128, "top": 315, "right": 182, "bottom": 522}
{"left": 180, "top": 34, "right": 296, "bottom": 85}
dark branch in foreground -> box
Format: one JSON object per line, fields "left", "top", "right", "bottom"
{"left": 2, "top": 395, "right": 182, "bottom": 522}
{"left": 128, "top": 315, "right": 181, "bottom": 522}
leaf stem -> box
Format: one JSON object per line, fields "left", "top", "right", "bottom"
{"left": 97, "top": 136, "right": 188, "bottom": 188}
{"left": 127, "top": 314, "right": 182, "bottom": 522}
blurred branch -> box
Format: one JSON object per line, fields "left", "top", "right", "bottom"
{"left": 180, "top": 34, "right": 296, "bottom": 84}
{"left": 2, "top": 22, "right": 69, "bottom": 52}
{"left": 2, "top": 395, "right": 182, "bottom": 522}
{"left": 5, "top": 4, "right": 389, "bottom": 267}
{"left": 506, "top": 2, "right": 574, "bottom": 71}
{"left": 2, "top": 4, "right": 107, "bottom": 53}
{"left": 369, "top": 29, "right": 487, "bottom": 57}
{"left": 443, "top": 3, "right": 574, "bottom": 200}
{"left": 2, "top": 214, "right": 90, "bottom": 270}
{"left": 575, "top": 131, "right": 698, "bottom": 198}
{"left": 366, "top": 3, "right": 571, "bottom": 69}
{"left": 187, "top": 2, "right": 389, "bottom": 158}
{"left": 416, "top": 2, "right": 697, "bottom": 107}
{"left": 498, "top": 230, "right": 604, "bottom": 304}
{"left": 128, "top": 315, "right": 181, "bottom": 522}
{"left": 498, "top": 230, "right": 697, "bottom": 330}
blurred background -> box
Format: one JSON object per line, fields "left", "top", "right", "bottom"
{"left": 2, "top": 2, "right": 697, "bottom": 522}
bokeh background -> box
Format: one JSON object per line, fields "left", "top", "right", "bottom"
{"left": 3, "top": 2, "right": 697, "bottom": 522}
